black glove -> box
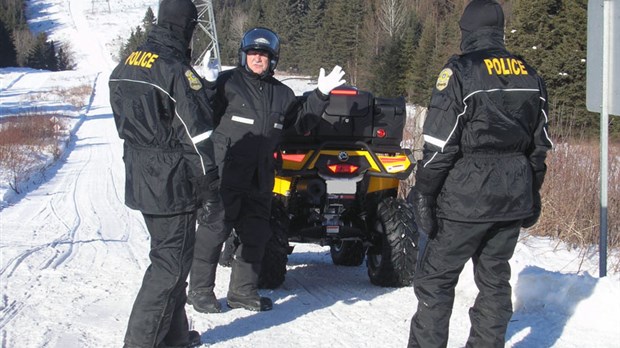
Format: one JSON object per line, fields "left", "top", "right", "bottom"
{"left": 197, "top": 199, "right": 224, "bottom": 226}
{"left": 407, "top": 187, "right": 438, "bottom": 239}
{"left": 522, "top": 190, "right": 541, "bottom": 228}
{"left": 193, "top": 168, "right": 220, "bottom": 205}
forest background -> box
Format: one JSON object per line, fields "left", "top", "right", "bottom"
{"left": 2, "top": 0, "right": 618, "bottom": 137}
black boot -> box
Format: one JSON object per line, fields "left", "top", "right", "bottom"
{"left": 226, "top": 258, "right": 273, "bottom": 311}
{"left": 188, "top": 262, "right": 221, "bottom": 313}
{"left": 159, "top": 330, "right": 202, "bottom": 348}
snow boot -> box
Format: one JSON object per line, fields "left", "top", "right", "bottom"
{"left": 160, "top": 330, "right": 202, "bottom": 348}
{"left": 188, "top": 262, "right": 222, "bottom": 313}
{"left": 226, "top": 258, "right": 273, "bottom": 311}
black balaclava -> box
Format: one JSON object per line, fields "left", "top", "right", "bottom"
{"left": 157, "top": 0, "right": 198, "bottom": 46}
{"left": 459, "top": 0, "right": 504, "bottom": 42}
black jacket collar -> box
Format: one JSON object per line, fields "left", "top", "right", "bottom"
{"left": 460, "top": 27, "right": 505, "bottom": 54}
{"left": 239, "top": 64, "right": 274, "bottom": 80}
{"left": 147, "top": 25, "right": 191, "bottom": 62}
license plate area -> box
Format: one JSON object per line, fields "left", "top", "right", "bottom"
{"left": 325, "top": 180, "right": 357, "bottom": 194}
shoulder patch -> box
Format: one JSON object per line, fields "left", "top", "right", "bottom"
{"left": 435, "top": 68, "right": 453, "bottom": 91}
{"left": 185, "top": 70, "right": 202, "bottom": 90}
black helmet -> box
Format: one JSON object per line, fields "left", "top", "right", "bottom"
{"left": 239, "top": 27, "right": 280, "bottom": 74}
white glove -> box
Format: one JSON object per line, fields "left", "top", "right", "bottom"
{"left": 317, "top": 65, "right": 346, "bottom": 95}
{"left": 202, "top": 49, "right": 220, "bottom": 82}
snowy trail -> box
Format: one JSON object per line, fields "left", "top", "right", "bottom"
{"left": 0, "top": 1, "right": 146, "bottom": 346}
{"left": 0, "top": 68, "right": 150, "bottom": 346}
{"left": 191, "top": 250, "right": 414, "bottom": 348}
{"left": 66, "top": 0, "right": 116, "bottom": 71}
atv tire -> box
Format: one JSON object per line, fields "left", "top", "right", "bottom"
{"left": 258, "top": 201, "right": 290, "bottom": 289}
{"left": 367, "top": 197, "right": 417, "bottom": 287}
{"left": 330, "top": 240, "right": 365, "bottom": 266}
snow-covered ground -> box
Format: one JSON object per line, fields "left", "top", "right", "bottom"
{"left": 1, "top": 0, "right": 619, "bottom": 347}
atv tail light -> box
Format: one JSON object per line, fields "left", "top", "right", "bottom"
{"left": 280, "top": 153, "right": 306, "bottom": 163}
{"left": 327, "top": 163, "right": 359, "bottom": 174}
{"left": 376, "top": 128, "right": 386, "bottom": 138}
{"left": 377, "top": 154, "right": 408, "bottom": 164}
{"left": 330, "top": 89, "right": 358, "bottom": 96}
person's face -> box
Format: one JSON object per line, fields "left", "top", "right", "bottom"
{"left": 246, "top": 49, "right": 270, "bottom": 75}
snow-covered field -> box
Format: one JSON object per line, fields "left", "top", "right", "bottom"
{"left": 1, "top": 0, "right": 619, "bottom": 347}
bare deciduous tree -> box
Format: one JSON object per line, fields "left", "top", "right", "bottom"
{"left": 377, "top": 0, "right": 407, "bottom": 38}
{"left": 230, "top": 8, "right": 248, "bottom": 41}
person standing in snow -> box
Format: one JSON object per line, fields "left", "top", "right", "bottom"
{"left": 186, "top": 27, "right": 346, "bottom": 313}
{"left": 109, "top": 0, "right": 217, "bottom": 346}
{"left": 407, "top": 1, "right": 553, "bottom": 347}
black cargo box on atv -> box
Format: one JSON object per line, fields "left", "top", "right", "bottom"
{"left": 283, "top": 87, "right": 406, "bottom": 148}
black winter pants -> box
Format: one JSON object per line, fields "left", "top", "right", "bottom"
{"left": 408, "top": 219, "right": 521, "bottom": 348}
{"left": 124, "top": 211, "right": 196, "bottom": 348}
{"left": 195, "top": 186, "right": 272, "bottom": 265}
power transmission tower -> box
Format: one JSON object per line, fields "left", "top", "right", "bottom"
{"left": 91, "top": 0, "right": 111, "bottom": 14}
{"left": 192, "top": 0, "right": 220, "bottom": 69}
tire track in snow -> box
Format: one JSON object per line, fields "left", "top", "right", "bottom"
{"left": 44, "top": 136, "right": 93, "bottom": 269}
{"left": 0, "top": 72, "right": 28, "bottom": 93}
{"left": 0, "top": 294, "right": 29, "bottom": 330}
{"left": 106, "top": 166, "right": 147, "bottom": 268}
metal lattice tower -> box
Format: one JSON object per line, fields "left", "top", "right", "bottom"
{"left": 192, "top": 0, "right": 220, "bottom": 69}
{"left": 91, "top": 0, "right": 111, "bottom": 14}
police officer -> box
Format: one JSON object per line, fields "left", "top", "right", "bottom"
{"left": 407, "top": 1, "right": 553, "bottom": 347}
{"left": 109, "top": 0, "right": 217, "bottom": 346}
{"left": 187, "top": 27, "right": 345, "bottom": 313}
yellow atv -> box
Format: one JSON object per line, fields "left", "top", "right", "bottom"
{"left": 256, "top": 86, "right": 418, "bottom": 288}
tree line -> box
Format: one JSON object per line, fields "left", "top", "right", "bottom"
{"left": 0, "top": 0, "right": 73, "bottom": 70}
{"left": 208, "top": 0, "right": 615, "bottom": 138}
{"left": 2, "top": 0, "right": 615, "bottom": 138}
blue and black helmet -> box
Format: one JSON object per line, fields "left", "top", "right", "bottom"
{"left": 239, "top": 27, "right": 280, "bottom": 74}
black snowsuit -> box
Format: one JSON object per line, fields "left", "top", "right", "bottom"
{"left": 191, "top": 65, "right": 328, "bottom": 283}
{"left": 109, "top": 22, "right": 215, "bottom": 348}
{"left": 408, "top": 24, "right": 553, "bottom": 348}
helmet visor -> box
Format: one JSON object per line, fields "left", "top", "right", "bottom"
{"left": 241, "top": 28, "right": 280, "bottom": 59}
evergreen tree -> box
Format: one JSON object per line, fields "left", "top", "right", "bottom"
{"left": 406, "top": 17, "right": 437, "bottom": 105}
{"left": 119, "top": 26, "right": 146, "bottom": 60}
{"left": 298, "top": 0, "right": 324, "bottom": 74}
{"left": 550, "top": 0, "right": 593, "bottom": 133}
{"left": 25, "top": 33, "right": 54, "bottom": 70}
{"left": 317, "top": 0, "right": 365, "bottom": 83}
{"left": 397, "top": 10, "right": 421, "bottom": 97}
{"left": 56, "top": 45, "right": 73, "bottom": 71}
{"left": 143, "top": 7, "right": 156, "bottom": 33}
{"left": 0, "top": 19, "right": 17, "bottom": 67}
{"left": 217, "top": 8, "right": 243, "bottom": 65}
{"left": 372, "top": 37, "right": 406, "bottom": 98}
{"left": 248, "top": 0, "right": 266, "bottom": 28}
{"left": 46, "top": 39, "right": 58, "bottom": 71}
{"left": 117, "top": 8, "right": 155, "bottom": 61}
{"left": 507, "top": 0, "right": 601, "bottom": 136}
{"left": 279, "top": 0, "right": 308, "bottom": 72}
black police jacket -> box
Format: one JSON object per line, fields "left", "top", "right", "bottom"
{"left": 415, "top": 28, "right": 553, "bottom": 222}
{"left": 109, "top": 25, "right": 216, "bottom": 214}
{"left": 209, "top": 67, "right": 328, "bottom": 192}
